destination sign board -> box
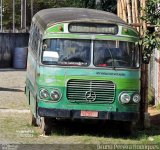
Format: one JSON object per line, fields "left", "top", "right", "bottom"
{"left": 69, "top": 23, "right": 118, "bottom": 34}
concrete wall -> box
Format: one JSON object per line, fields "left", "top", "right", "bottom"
{"left": 0, "top": 33, "right": 29, "bottom": 68}
{"left": 158, "top": 51, "right": 160, "bottom": 103}
{"left": 154, "top": 49, "right": 160, "bottom": 105}
{"left": 147, "top": 48, "right": 160, "bottom": 106}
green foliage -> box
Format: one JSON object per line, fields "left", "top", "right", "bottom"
{"left": 139, "top": 0, "right": 160, "bottom": 59}
{"left": 2, "top": 0, "right": 117, "bottom": 30}
{"left": 100, "top": 0, "right": 117, "bottom": 13}
{"left": 3, "top": 0, "right": 23, "bottom": 30}
{"left": 32, "top": 0, "right": 68, "bottom": 13}
{"left": 3, "top": 0, "right": 14, "bottom": 29}
{"left": 140, "top": 31, "right": 160, "bottom": 55}
{"left": 67, "top": 0, "right": 96, "bottom": 8}
{"left": 142, "top": 0, "right": 160, "bottom": 26}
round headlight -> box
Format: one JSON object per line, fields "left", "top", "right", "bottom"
{"left": 119, "top": 93, "right": 131, "bottom": 104}
{"left": 40, "top": 89, "right": 49, "bottom": 99}
{"left": 132, "top": 94, "right": 140, "bottom": 103}
{"left": 50, "top": 90, "right": 61, "bottom": 101}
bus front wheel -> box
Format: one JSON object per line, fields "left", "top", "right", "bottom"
{"left": 40, "top": 117, "right": 52, "bottom": 135}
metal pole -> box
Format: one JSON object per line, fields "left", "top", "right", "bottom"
{"left": 21, "top": 0, "right": 26, "bottom": 31}
{"left": 95, "top": 0, "right": 101, "bottom": 9}
{"left": 21, "top": 0, "right": 23, "bottom": 28}
{"left": 13, "top": 0, "right": 15, "bottom": 32}
{"left": 0, "top": 0, "right": 2, "bottom": 32}
{"left": 96, "top": 0, "right": 100, "bottom": 4}
{"left": 21, "top": 0, "right": 25, "bottom": 29}
{"left": 31, "top": 0, "right": 33, "bottom": 19}
{"left": 24, "top": 0, "right": 26, "bottom": 31}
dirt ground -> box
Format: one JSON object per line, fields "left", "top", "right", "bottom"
{"left": 148, "top": 106, "right": 160, "bottom": 126}
{"left": 0, "top": 69, "right": 160, "bottom": 146}
{"left": 0, "top": 69, "right": 28, "bottom": 109}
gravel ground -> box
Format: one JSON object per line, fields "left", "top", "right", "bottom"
{"left": 0, "top": 69, "right": 28, "bottom": 109}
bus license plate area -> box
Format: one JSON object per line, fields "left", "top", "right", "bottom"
{"left": 80, "top": 111, "right": 98, "bottom": 118}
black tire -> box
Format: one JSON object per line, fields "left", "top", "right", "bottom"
{"left": 40, "top": 117, "right": 53, "bottom": 135}
{"left": 29, "top": 111, "right": 38, "bottom": 126}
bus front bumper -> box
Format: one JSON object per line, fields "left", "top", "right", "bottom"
{"left": 38, "top": 107, "right": 139, "bottom": 121}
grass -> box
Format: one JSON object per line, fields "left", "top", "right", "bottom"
{"left": 156, "top": 103, "right": 160, "bottom": 110}
{"left": 0, "top": 113, "right": 160, "bottom": 145}
{"left": 0, "top": 91, "right": 28, "bottom": 109}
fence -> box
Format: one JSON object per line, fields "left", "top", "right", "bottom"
{"left": 0, "top": 33, "right": 29, "bottom": 68}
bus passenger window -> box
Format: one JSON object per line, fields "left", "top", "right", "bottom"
{"left": 93, "top": 40, "right": 139, "bottom": 68}
{"left": 42, "top": 39, "right": 91, "bottom": 66}
{"left": 93, "top": 40, "right": 116, "bottom": 67}
{"left": 94, "top": 47, "right": 112, "bottom": 67}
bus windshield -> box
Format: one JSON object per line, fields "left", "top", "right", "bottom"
{"left": 42, "top": 39, "right": 91, "bottom": 66}
{"left": 93, "top": 41, "right": 139, "bottom": 68}
{"left": 42, "top": 39, "right": 139, "bottom": 68}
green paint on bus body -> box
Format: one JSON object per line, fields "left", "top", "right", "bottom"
{"left": 45, "top": 24, "right": 139, "bottom": 39}
{"left": 46, "top": 24, "right": 64, "bottom": 33}
{"left": 26, "top": 8, "right": 141, "bottom": 123}
{"left": 121, "top": 27, "right": 139, "bottom": 37}
{"left": 43, "top": 33, "right": 139, "bottom": 42}
{"left": 33, "top": 66, "right": 140, "bottom": 113}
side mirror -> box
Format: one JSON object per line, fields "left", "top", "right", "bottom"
{"left": 42, "top": 44, "right": 48, "bottom": 51}
{"left": 42, "top": 51, "right": 59, "bottom": 62}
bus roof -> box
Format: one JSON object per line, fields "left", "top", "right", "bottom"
{"left": 33, "top": 7, "right": 128, "bottom": 29}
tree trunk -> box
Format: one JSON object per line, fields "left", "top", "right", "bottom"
{"left": 140, "top": 63, "right": 149, "bottom": 128}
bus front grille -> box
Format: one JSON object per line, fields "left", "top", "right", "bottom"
{"left": 67, "top": 79, "right": 115, "bottom": 103}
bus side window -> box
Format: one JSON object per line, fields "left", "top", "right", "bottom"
{"left": 37, "top": 34, "right": 42, "bottom": 59}
{"left": 30, "top": 23, "right": 36, "bottom": 54}
{"left": 30, "top": 25, "right": 40, "bottom": 57}
{"left": 29, "top": 23, "right": 34, "bottom": 49}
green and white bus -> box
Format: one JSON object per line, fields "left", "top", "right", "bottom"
{"left": 25, "top": 8, "right": 140, "bottom": 135}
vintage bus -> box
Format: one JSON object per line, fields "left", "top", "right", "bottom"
{"left": 25, "top": 8, "right": 140, "bottom": 135}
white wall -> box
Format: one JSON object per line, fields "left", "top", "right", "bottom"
{"left": 154, "top": 48, "right": 160, "bottom": 105}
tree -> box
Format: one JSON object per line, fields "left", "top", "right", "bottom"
{"left": 2, "top": 0, "right": 117, "bottom": 30}
{"left": 139, "top": 0, "right": 160, "bottom": 128}
{"left": 99, "top": 0, "right": 117, "bottom": 13}
{"left": 140, "top": 0, "right": 160, "bottom": 61}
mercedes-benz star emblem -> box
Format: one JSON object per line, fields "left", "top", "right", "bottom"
{"left": 85, "top": 90, "right": 96, "bottom": 102}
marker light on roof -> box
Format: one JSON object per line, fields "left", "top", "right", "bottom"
{"left": 58, "top": 26, "right": 63, "bottom": 31}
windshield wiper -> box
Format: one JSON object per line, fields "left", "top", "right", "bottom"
{"left": 108, "top": 48, "right": 116, "bottom": 69}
